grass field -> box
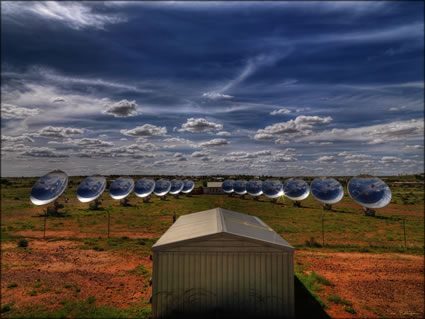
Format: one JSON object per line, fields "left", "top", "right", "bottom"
{"left": 1, "top": 175, "right": 424, "bottom": 318}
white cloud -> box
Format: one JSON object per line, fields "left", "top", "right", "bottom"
{"left": 254, "top": 133, "right": 275, "bottom": 141}
{"left": 344, "top": 154, "right": 374, "bottom": 160}
{"left": 316, "top": 156, "right": 337, "bottom": 163}
{"left": 52, "top": 97, "right": 65, "bottom": 103}
{"left": 179, "top": 118, "right": 223, "bottom": 133}
{"left": 256, "top": 115, "right": 333, "bottom": 139}
{"left": 301, "top": 119, "right": 424, "bottom": 143}
{"left": 404, "top": 144, "right": 424, "bottom": 150}
{"left": 1, "top": 103, "right": 40, "bottom": 119}
{"left": 3, "top": 2, "right": 127, "bottom": 30}
{"left": 37, "top": 126, "right": 85, "bottom": 139}
{"left": 216, "top": 131, "right": 231, "bottom": 136}
{"left": 275, "top": 137, "right": 289, "bottom": 144}
{"left": 102, "top": 99, "right": 139, "bottom": 118}
{"left": 52, "top": 138, "right": 114, "bottom": 148}
{"left": 367, "top": 139, "right": 385, "bottom": 145}
{"left": 319, "top": 142, "right": 333, "bottom": 145}
{"left": 2, "top": 135, "right": 34, "bottom": 144}
{"left": 270, "top": 108, "right": 291, "bottom": 115}
{"left": 20, "top": 146, "right": 69, "bottom": 158}
{"left": 120, "top": 124, "right": 167, "bottom": 137}
{"left": 380, "top": 156, "right": 404, "bottom": 164}
{"left": 202, "top": 92, "right": 233, "bottom": 100}
{"left": 389, "top": 105, "right": 407, "bottom": 112}
{"left": 200, "top": 138, "right": 230, "bottom": 147}
{"left": 191, "top": 150, "right": 210, "bottom": 158}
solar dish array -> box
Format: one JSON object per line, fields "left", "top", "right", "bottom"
{"left": 30, "top": 170, "right": 195, "bottom": 206}
{"left": 221, "top": 176, "right": 392, "bottom": 209}
{"left": 30, "top": 170, "right": 392, "bottom": 211}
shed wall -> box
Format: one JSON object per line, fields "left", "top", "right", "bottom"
{"left": 152, "top": 250, "right": 294, "bottom": 318}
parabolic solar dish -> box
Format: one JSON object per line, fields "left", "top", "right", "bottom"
{"left": 77, "top": 176, "right": 106, "bottom": 203}
{"left": 134, "top": 179, "right": 155, "bottom": 198}
{"left": 181, "top": 180, "right": 194, "bottom": 194}
{"left": 154, "top": 179, "right": 171, "bottom": 196}
{"left": 234, "top": 180, "right": 247, "bottom": 195}
{"left": 348, "top": 176, "right": 392, "bottom": 209}
{"left": 222, "top": 180, "right": 235, "bottom": 193}
{"left": 311, "top": 178, "right": 344, "bottom": 205}
{"left": 246, "top": 180, "right": 263, "bottom": 197}
{"left": 283, "top": 179, "right": 310, "bottom": 201}
{"left": 109, "top": 177, "right": 134, "bottom": 200}
{"left": 169, "top": 179, "right": 184, "bottom": 195}
{"left": 262, "top": 180, "right": 283, "bottom": 199}
{"left": 30, "top": 170, "right": 68, "bottom": 205}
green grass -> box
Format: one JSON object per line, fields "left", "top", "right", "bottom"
{"left": 1, "top": 298, "right": 152, "bottom": 319}
{"left": 327, "top": 295, "right": 352, "bottom": 306}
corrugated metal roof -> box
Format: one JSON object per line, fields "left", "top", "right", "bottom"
{"left": 207, "top": 182, "right": 223, "bottom": 187}
{"left": 152, "top": 207, "right": 294, "bottom": 251}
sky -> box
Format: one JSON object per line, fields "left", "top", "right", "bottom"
{"left": 1, "top": 1, "right": 424, "bottom": 177}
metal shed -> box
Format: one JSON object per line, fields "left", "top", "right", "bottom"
{"left": 151, "top": 207, "right": 294, "bottom": 318}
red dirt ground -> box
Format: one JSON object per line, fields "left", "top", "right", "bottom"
{"left": 295, "top": 251, "right": 424, "bottom": 318}
{"left": 2, "top": 240, "right": 423, "bottom": 318}
{"left": 1, "top": 240, "right": 152, "bottom": 312}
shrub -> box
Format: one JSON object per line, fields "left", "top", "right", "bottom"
{"left": 7, "top": 282, "right": 18, "bottom": 288}
{"left": 344, "top": 306, "right": 356, "bottom": 314}
{"left": 327, "top": 295, "right": 352, "bottom": 305}
{"left": 28, "top": 290, "right": 37, "bottom": 296}
{"left": 18, "top": 239, "right": 28, "bottom": 248}
{"left": 87, "top": 296, "right": 96, "bottom": 304}
{"left": 312, "top": 272, "right": 335, "bottom": 287}
{"left": 305, "top": 237, "right": 322, "bottom": 248}
{"left": 1, "top": 303, "right": 12, "bottom": 313}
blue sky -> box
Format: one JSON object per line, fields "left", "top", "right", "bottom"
{"left": 1, "top": 1, "right": 424, "bottom": 177}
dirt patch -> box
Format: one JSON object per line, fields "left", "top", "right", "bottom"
{"left": 1, "top": 240, "right": 151, "bottom": 311}
{"left": 295, "top": 251, "right": 424, "bottom": 318}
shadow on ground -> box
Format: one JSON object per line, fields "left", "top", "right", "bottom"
{"left": 295, "top": 276, "right": 330, "bottom": 319}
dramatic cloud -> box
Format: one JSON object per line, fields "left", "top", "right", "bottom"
{"left": 179, "top": 118, "right": 223, "bottom": 133}
{"left": 200, "top": 138, "right": 230, "bottom": 147}
{"left": 121, "top": 124, "right": 167, "bottom": 137}
{"left": 270, "top": 108, "right": 291, "bottom": 115}
{"left": 52, "top": 97, "right": 65, "bottom": 103}
{"left": 1, "top": 103, "right": 40, "bottom": 119}
{"left": 103, "top": 99, "right": 139, "bottom": 118}
{"left": 216, "top": 131, "right": 231, "bottom": 136}
{"left": 38, "top": 126, "right": 85, "bottom": 139}
{"left": 202, "top": 92, "right": 233, "bottom": 100}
